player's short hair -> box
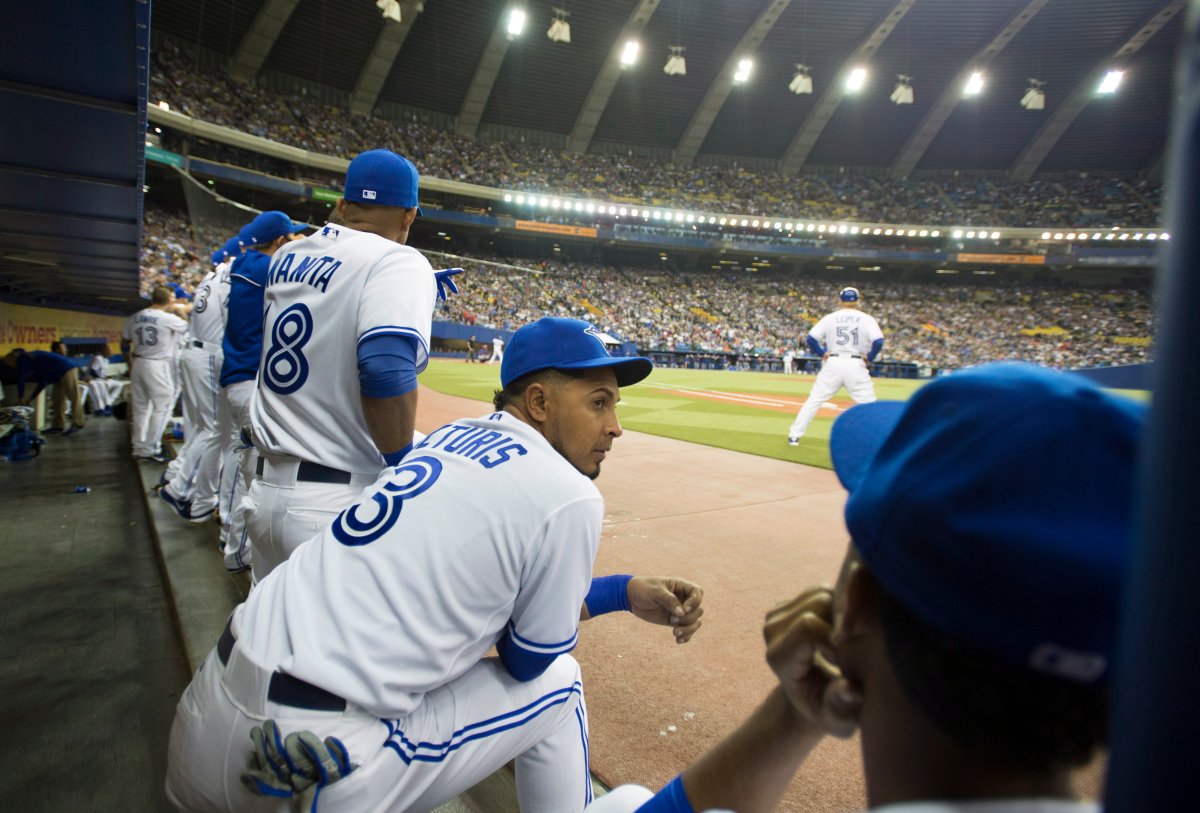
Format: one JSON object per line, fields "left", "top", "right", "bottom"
{"left": 151, "top": 285, "right": 174, "bottom": 305}
{"left": 867, "top": 567, "right": 1109, "bottom": 772}
{"left": 492, "top": 367, "right": 590, "bottom": 412}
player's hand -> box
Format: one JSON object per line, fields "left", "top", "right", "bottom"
{"left": 627, "top": 576, "right": 704, "bottom": 644}
{"left": 763, "top": 588, "right": 860, "bottom": 739}
{"left": 241, "top": 719, "right": 354, "bottom": 810}
{"left": 434, "top": 267, "right": 464, "bottom": 301}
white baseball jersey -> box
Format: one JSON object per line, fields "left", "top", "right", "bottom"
{"left": 250, "top": 223, "right": 436, "bottom": 474}
{"left": 808, "top": 308, "right": 884, "bottom": 356}
{"left": 123, "top": 307, "right": 188, "bottom": 359}
{"left": 188, "top": 262, "right": 231, "bottom": 345}
{"left": 236, "top": 411, "right": 603, "bottom": 718}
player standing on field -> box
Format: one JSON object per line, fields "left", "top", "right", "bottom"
{"left": 246, "top": 148, "right": 459, "bottom": 581}
{"left": 787, "top": 287, "right": 884, "bottom": 446}
{"left": 123, "top": 285, "right": 189, "bottom": 461}
{"left": 218, "top": 213, "right": 308, "bottom": 572}
{"left": 165, "top": 316, "right": 704, "bottom": 813}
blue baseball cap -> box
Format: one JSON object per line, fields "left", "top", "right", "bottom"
{"left": 840, "top": 287, "right": 860, "bottom": 302}
{"left": 344, "top": 149, "right": 422, "bottom": 213}
{"left": 211, "top": 236, "right": 242, "bottom": 265}
{"left": 238, "top": 211, "right": 309, "bottom": 247}
{"left": 501, "top": 317, "right": 652, "bottom": 389}
{"left": 830, "top": 362, "right": 1146, "bottom": 684}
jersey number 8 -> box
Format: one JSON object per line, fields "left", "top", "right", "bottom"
{"left": 264, "top": 304, "right": 313, "bottom": 395}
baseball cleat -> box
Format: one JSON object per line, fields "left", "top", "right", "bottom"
{"left": 160, "top": 487, "right": 194, "bottom": 521}
{"left": 787, "top": 436, "right": 800, "bottom": 446}
{"left": 187, "top": 507, "right": 216, "bottom": 525}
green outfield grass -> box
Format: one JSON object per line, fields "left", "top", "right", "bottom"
{"left": 420, "top": 359, "right": 929, "bottom": 469}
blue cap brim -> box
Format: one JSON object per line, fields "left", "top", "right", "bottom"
{"left": 554, "top": 356, "right": 653, "bottom": 388}
{"left": 290, "top": 221, "right": 310, "bottom": 233}
{"left": 830, "top": 401, "right": 906, "bottom": 492}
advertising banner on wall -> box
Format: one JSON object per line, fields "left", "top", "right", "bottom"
{"left": 0, "top": 301, "right": 128, "bottom": 355}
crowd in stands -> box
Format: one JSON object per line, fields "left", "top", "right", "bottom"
{"left": 141, "top": 200, "right": 1152, "bottom": 371}
{"left": 150, "top": 42, "right": 1163, "bottom": 230}
{"left": 434, "top": 252, "right": 1153, "bottom": 370}
{"left": 140, "top": 206, "right": 207, "bottom": 300}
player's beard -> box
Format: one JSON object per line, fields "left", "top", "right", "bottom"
{"left": 549, "top": 436, "right": 601, "bottom": 481}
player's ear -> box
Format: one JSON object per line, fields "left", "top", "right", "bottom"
{"left": 524, "top": 382, "right": 549, "bottom": 423}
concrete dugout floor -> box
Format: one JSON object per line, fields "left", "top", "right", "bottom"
{"left": 0, "top": 416, "right": 189, "bottom": 811}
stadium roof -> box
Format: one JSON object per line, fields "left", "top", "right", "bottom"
{"left": 153, "top": 0, "right": 1181, "bottom": 176}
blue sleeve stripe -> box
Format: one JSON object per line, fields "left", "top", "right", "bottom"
{"left": 358, "top": 326, "right": 428, "bottom": 351}
{"left": 508, "top": 624, "right": 578, "bottom": 655}
{"left": 636, "top": 775, "right": 695, "bottom": 813}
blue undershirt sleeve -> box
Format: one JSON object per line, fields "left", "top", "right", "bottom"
{"left": 496, "top": 630, "right": 559, "bottom": 682}
{"left": 635, "top": 775, "right": 696, "bottom": 813}
{"left": 805, "top": 335, "right": 826, "bottom": 356}
{"left": 868, "top": 337, "right": 884, "bottom": 362}
{"left": 358, "top": 334, "right": 419, "bottom": 399}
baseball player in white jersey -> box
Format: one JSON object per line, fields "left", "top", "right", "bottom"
{"left": 165, "top": 316, "right": 704, "bottom": 813}
{"left": 123, "top": 285, "right": 189, "bottom": 461}
{"left": 246, "top": 149, "right": 454, "bottom": 582}
{"left": 489, "top": 334, "right": 505, "bottom": 364}
{"left": 787, "top": 287, "right": 884, "bottom": 446}
{"left": 161, "top": 240, "right": 236, "bottom": 523}
{"left": 84, "top": 345, "right": 125, "bottom": 415}
{"left": 218, "top": 214, "right": 309, "bottom": 573}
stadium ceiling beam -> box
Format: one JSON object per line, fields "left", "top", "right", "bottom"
{"left": 229, "top": 0, "right": 301, "bottom": 84}
{"left": 674, "top": 0, "right": 793, "bottom": 168}
{"left": 779, "top": 0, "right": 916, "bottom": 176}
{"left": 1008, "top": 0, "right": 1185, "bottom": 182}
{"left": 566, "top": 0, "right": 662, "bottom": 155}
{"left": 890, "top": 0, "right": 1050, "bottom": 179}
{"left": 349, "top": 1, "right": 424, "bottom": 117}
{"left": 456, "top": 10, "right": 520, "bottom": 138}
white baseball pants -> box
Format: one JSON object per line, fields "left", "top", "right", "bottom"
{"left": 131, "top": 357, "right": 177, "bottom": 457}
{"left": 218, "top": 380, "right": 256, "bottom": 571}
{"left": 243, "top": 461, "right": 373, "bottom": 582}
{"left": 788, "top": 355, "right": 877, "bottom": 439}
{"left": 166, "top": 346, "right": 224, "bottom": 515}
{"left": 165, "top": 635, "right": 591, "bottom": 812}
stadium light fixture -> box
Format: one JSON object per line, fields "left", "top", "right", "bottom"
{"left": 1091, "top": 232, "right": 1101, "bottom": 239}
{"left": 1147, "top": 233, "right": 1158, "bottom": 240}
{"left": 1066, "top": 232, "right": 1076, "bottom": 240}
{"left": 952, "top": 230, "right": 963, "bottom": 238}
{"left": 551, "top": 199, "right": 561, "bottom": 209}
{"left": 507, "top": 8, "right": 527, "bottom": 39}
{"left": 990, "top": 231, "right": 1000, "bottom": 239}
{"left": 884, "top": 228, "right": 894, "bottom": 235}
{"left": 890, "top": 74, "right": 914, "bottom": 105}
{"left": 1133, "top": 233, "right": 1144, "bottom": 240}
{"left": 789, "top": 64, "right": 813, "bottom": 95}
{"left": 1162, "top": 233, "right": 1170, "bottom": 240}
{"left": 547, "top": 8, "right": 570, "bottom": 43}
{"left": 1041, "top": 232, "right": 1051, "bottom": 239}
{"left": 620, "top": 40, "right": 640, "bottom": 67}
{"left": 734, "top": 58, "right": 754, "bottom": 84}
{"left": 919, "top": 229, "right": 928, "bottom": 237}
{"left": 931, "top": 230, "right": 941, "bottom": 237}
{"left": 719, "top": 217, "right": 728, "bottom": 225}
{"left": 1098, "top": 70, "right": 1123, "bottom": 94}
{"left": 785, "top": 222, "right": 794, "bottom": 230}
{"left": 157, "top": 101, "right": 170, "bottom": 111}
{"left": 1021, "top": 79, "right": 1045, "bottom": 110}
{"left": 664, "top": 45, "right": 687, "bottom": 76}
{"left": 376, "top": 0, "right": 401, "bottom": 23}
{"left": 851, "top": 226, "right": 860, "bottom": 234}
{"left": 751, "top": 219, "right": 760, "bottom": 228}
{"left": 1118, "top": 233, "right": 1129, "bottom": 240}
{"left": 503, "top": 194, "right": 512, "bottom": 202}
{"left": 586, "top": 202, "right": 595, "bottom": 212}
{"left": 1053, "top": 232, "right": 1063, "bottom": 240}
{"left": 964, "top": 71, "right": 984, "bottom": 97}
{"left": 846, "top": 66, "right": 868, "bottom": 93}
{"left": 515, "top": 194, "right": 525, "bottom": 203}
{"left": 619, "top": 207, "right": 627, "bottom": 216}
{"left": 741, "top": 219, "right": 750, "bottom": 227}
{"left": 966, "top": 231, "right": 976, "bottom": 238}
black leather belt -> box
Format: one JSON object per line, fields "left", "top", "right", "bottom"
{"left": 192, "top": 340, "right": 206, "bottom": 348}
{"left": 217, "top": 619, "right": 346, "bottom": 712}
{"left": 831, "top": 354, "right": 863, "bottom": 359}
{"left": 255, "top": 458, "right": 353, "bottom": 485}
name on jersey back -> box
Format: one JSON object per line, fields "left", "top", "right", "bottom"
{"left": 267, "top": 253, "right": 342, "bottom": 293}
{"left": 415, "top": 423, "right": 527, "bottom": 469}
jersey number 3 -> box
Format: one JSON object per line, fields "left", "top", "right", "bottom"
{"left": 264, "top": 304, "right": 313, "bottom": 395}
{"left": 332, "top": 456, "right": 442, "bottom": 546}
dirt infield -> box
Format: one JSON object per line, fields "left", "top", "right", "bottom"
{"left": 415, "top": 384, "right": 1104, "bottom": 811}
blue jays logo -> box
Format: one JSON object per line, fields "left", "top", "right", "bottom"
{"left": 583, "top": 325, "right": 611, "bottom": 356}
{"left": 332, "top": 456, "right": 443, "bottom": 546}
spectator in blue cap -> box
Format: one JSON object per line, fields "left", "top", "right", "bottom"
{"left": 588, "top": 362, "right": 1145, "bottom": 813}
